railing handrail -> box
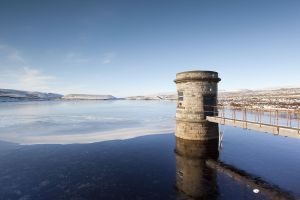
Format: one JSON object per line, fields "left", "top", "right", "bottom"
{"left": 202, "top": 105, "right": 300, "bottom": 114}
{"left": 202, "top": 105, "right": 300, "bottom": 132}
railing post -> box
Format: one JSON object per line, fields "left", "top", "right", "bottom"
{"left": 242, "top": 108, "right": 245, "bottom": 128}
{"left": 272, "top": 110, "right": 274, "bottom": 134}
{"left": 276, "top": 110, "right": 279, "bottom": 134}
{"left": 290, "top": 111, "right": 292, "bottom": 127}
{"left": 269, "top": 110, "right": 271, "bottom": 125}
{"left": 245, "top": 108, "right": 247, "bottom": 129}
{"left": 296, "top": 112, "right": 300, "bottom": 134}
{"left": 276, "top": 110, "right": 279, "bottom": 126}
{"left": 234, "top": 109, "right": 236, "bottom": 123}
{"left": 286, "top": 110, "right": 289, "bottom": 127}
{"left": 223, "top": 106, "right": 225, "bottom": 125}
{"left": 259, "top": 109, "right": 262, "bottom": 127}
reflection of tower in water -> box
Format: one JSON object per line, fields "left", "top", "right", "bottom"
{"left": 175, "top": 137, "right": 219, "bottom": 199}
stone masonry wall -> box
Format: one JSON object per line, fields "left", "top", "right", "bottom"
{"left": 174, "top": 71, "right": 221, "bottom": 140}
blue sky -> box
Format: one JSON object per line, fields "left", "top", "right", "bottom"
{"left": 0, "top": 0, "right": 299, "bottom": 97}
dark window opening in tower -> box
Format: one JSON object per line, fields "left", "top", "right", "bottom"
{"left": 178, "top": 91, "right": 183, "bottom": 101}
{"left": 203, "top": 95, "right": 216, "bottom": 117}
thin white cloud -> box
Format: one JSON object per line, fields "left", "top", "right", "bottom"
{"left": 64, "top": 52, "right": 89, "bottom": 63}
{"left": 7, "top": 51, "right": 26, "bottom": 64}
{"left": 102, "top": 52, "right": 116, "bottom": 64}
{"left": 0, "top": 45, "right": 26, "bottom": 65}
{"left": 19, "top": 67, "right": 56, "bottom": 91}
{"left": 0, "top": 45, "right": 57, "bottom": 92}
{"left": 0, "top": 67, "right": 57, "bottom": 92}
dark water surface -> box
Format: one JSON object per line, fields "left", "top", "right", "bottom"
{"left": 0, "top": 134, "right": 268, "bottom": 200}
{"left": 0, "top": 101, "right": 299, "bottom": 200}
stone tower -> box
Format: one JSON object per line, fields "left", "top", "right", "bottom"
{"left": 174, "top": 70, "right": 221, "bottom": 140}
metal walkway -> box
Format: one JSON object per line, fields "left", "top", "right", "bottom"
{"left": 205, "top": 106, "right": 300, "bottom": 139}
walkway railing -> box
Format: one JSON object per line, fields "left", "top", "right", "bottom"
{"left": 204, "top": 105, "right": 300, "bottom": 136}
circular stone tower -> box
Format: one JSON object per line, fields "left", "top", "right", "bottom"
{"left": 174, "top": 70, "right": 221, "bottom": 140}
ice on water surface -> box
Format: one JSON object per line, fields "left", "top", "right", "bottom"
{"left": 0, "top": 100, "right": 175, "bottom": 144}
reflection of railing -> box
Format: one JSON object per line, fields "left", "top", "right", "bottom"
{"left": 206, "top": 159, "right": 296, "bottom": 200}
{"left": 204, "top": 105, "right": 300, "bottom": 135}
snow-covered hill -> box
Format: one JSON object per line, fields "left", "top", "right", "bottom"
{"left": 62, "top": 94, "right": 116, "bottom": 100}
{"left": 0, "top": 89, "right": 63, "bottom": 102}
